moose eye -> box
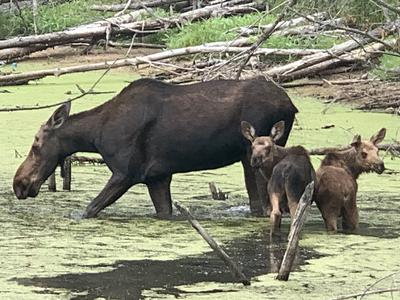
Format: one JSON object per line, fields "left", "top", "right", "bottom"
{"left": 361, "top": 152, "right": 368, "bottom": 159}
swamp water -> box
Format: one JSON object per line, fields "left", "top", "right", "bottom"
{"left": 0, "top": 67, "right": 399, "bottom": 299}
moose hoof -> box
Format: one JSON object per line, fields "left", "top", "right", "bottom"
{"left": 155, "top": 211, "right": 173, "bottom": 220}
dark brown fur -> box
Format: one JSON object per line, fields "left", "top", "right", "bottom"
{"left": 241, "top": 121, "right": 316, "bottom": 233}
{"left": 13, "top": 78, "right": 298, "bottom": 218}
{"left": 315, "top": 130, "right": 386, "bottom": 232}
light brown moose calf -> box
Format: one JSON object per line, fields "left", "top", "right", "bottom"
{"left": 241, "top": 121, "right": 316, "bottom": 233}
{"left": 315, "top": 129, "right": 386, "bottom": 233}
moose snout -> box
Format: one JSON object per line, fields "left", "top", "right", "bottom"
{"left": 13, "top": 177, "right": 36, "bottom": 199}
{"left": 374, "top": 162, "right": 385, "bottom": 174}
{"left": 250, "top": 156, "right": 263, "bottom": 168}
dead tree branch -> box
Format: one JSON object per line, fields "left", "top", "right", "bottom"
{"left": 173, "top": 201, "right": 250, "bottom": 286}
{"left": 370, "top": 0, "right": 400, "bottom": 15}
{"left": 235, "top": 0, "right": 298, "bottom": 79}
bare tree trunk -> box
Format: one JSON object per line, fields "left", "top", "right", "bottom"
{"left": 32, "top": 0, "right": 38, "bottom": 34}
{"left": 0, "top": 0, "right": 260, "bottom": 50}
{"left": 264, "top": 27, "right": 393, "bottom": 81}
{"left": 173, "top": 201, "right": 250, "bottom": 285}
{"left": 0, "top": 45, "right": 323, "bottom": 85}
{"left": 276, "top": 182, "right": 314, "bottom": 281}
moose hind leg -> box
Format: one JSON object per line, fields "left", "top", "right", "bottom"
{"left": 342, "top": 203, "right": 359, "bottom": 232}
{"left": 84, "top": 174, "right": 134, "bottom": 218}
{"left": 147, "top": 175, "right": 173, "bottom": 219}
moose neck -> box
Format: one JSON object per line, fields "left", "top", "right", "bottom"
{"left": 329, "top": 148, "right": 363, "bottom": 179}
{"left": 57, "top": 112, "right": 100, "bottom": 157}
{"left": 272, "top": 145, "right": 290, "bottom": 165}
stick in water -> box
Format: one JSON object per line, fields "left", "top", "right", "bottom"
{"left": 276, "top": 181, "right": 314, "bottom": 281}
{"left": 173, "top": 201, "right": 250, "bottom": 286}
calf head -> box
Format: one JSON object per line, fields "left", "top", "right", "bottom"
{"left": 350, "top": 128, "right": 386, "bottom": 174}
{"left": 13, "top": 103, "right": 71, "bottom": 199}
{"left": 241, "top": 120, "right": 285, "bottom": 168}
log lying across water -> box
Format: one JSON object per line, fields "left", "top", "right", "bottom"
{"left": 173, "top": 201, "right": 251, "bottom": 286}
{"left": 65, "top": 142, "right": 399, "bottom": 166}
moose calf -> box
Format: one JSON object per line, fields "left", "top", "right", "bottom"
{"left": 315, "top": 128, "right": 386, "bottom": 233}
{"left": 241, "top": 121, "right": 316, "bottom": 233}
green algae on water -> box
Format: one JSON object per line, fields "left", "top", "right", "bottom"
{"left": 0, "top": 66, "right": 399, "bottom": 299}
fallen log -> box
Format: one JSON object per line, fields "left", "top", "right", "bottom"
{"left": 173, "top": 201, "right": 250, "bottom": 285}
{"left": 276, "top": 181, "right": 314, "bottom": 281}
{"left": 265, "top": 37, "right": 396, "bottom": 82}
{"left": 107, "top": 41, "right": 166, "bottom": 49}
{"left": 0, "top": 45, "right": 49, "bottom": 61}
{"left": 332, "top": 288, "right": 400, "bottom": 300}
{"left": 0, "top": 45, "right": 323, "bottom": 86}
{"left": 0, "top": 0, "right": 260, "bottom": 51}
{"left": 41, "top": 143, "right": 400, "bottom": 167}
{"left": 272, "top": 18, "right": 343, "bottom": 37}
{"left": 235, "top": 12, "right": 326, "bottom": 37}
{"left": 281, "top": 78, "right": 376, "bottom": 88}
{"left": 263, "top": 26, "right": 393, "bottom": 81}
{"left": 308, "top": 143, "right": 400, "bottom": 156}
{"left": 91, "top": 0, "right": 190, "bottom": 12}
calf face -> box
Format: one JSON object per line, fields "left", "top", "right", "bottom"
{"left": 350, "top": 128, "right": 386, "bottom": 174}
{"left": 241, "top": 121, "right": 285, "bottom": 168}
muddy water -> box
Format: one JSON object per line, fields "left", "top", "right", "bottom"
{"left": 0, "top": 66, "right": 399, "bottom": 299}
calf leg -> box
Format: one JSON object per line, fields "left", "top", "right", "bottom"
{"left": 342, "top": 202, "right": 359, "bottom": 232}
{"left": 287, "top": 197, "right": 299, "bottom": 233}
{"left": 84, "top": 174, "right": 134, "bottom": 218}
{"left": 147, "top": 175, "right": 173, "bottom": 219}
{"left": 269, "top": 192, "right": 282, "bottom": 235}
{"left": 323, "top": 214, "right": 338, "bottom": 233}
{"left": 241, "top": 158, "right": 264, "bottom": 216}
{"left": 256, "top": 171, "right": 271, "bottom": 216}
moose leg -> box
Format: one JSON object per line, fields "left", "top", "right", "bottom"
{"left": 324, "top": 214, "right": 338, "bottom": 233}
{"left": 147, "top": 175, "right": 173, "bottom": 219}
{"left": 241, "top": 158, "right": 264, "bottom": 216}
{"left": 342, "top": 203, "right": 359, "bottom": 232}
{"left": 269, "top": 192, "right": 282, "bottom": 235}
{"left": 84, "top": 174, "right": 133, "bottom": 218}
{"left": 256, "top": 171, "right": 271, "bottom": 216}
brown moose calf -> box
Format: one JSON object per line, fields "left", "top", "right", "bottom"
{"left": 315, "top": 128, "right": 386, "bottom": 233}
{"left": 241, "top": 121, "right": 316, "bottom": 233}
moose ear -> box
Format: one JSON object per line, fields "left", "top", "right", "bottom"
{"left": 370, "top": 128, "right": 386, "bottom": 145}
{"left": 351, "top": 134, "right": 361, "bottom": 148}
{"left": 47, "top": 102, "right": 71, "bottom": 129}
{"left": 241, "top": 121, "right": 256, "bottom": 142}
{"left": 270, "top": 121, "right": 285, "bottom": 142}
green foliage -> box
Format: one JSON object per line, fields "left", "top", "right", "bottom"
{"left": 295, "top": 0, "right": 399, "bottom": 27}
{"left": 0, "top": 0, "right": 115, "bottom": 38}
{"left": 370, "top": 54, "right": 400, "bottom": 81}
{"left": 163, "top": 13, "right": 276, "bottom": 48}
{"left": 262, "top": 34, "right": 345, "bottom": 49}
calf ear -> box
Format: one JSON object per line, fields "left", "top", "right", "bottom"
{"left": 241, "top": 121, "right": 256, "bottom": 142}
{"left": 351, "top": 134, "right": 361, "bottom": 148}
{"left": 47, "top": 102, "right": 71, "bottom": 130}
{"left": 270, "top": 121, "right": 285, "bottom": 142}
{"left": 370, "top": 128, "right": 386, "bottom": 145}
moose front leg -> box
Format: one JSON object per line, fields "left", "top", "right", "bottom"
{"left": 146, "top": 175, "right": 173, "bottom": 219}
{"left": 83, "top": 174, "right": 133, "bottom": 218}
{"left": 241, "top": 158, "right": 264, "bottom": 216}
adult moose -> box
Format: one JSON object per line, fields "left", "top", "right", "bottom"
{"left": 13, "top": 78, "right": 297, "bottom": 218}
